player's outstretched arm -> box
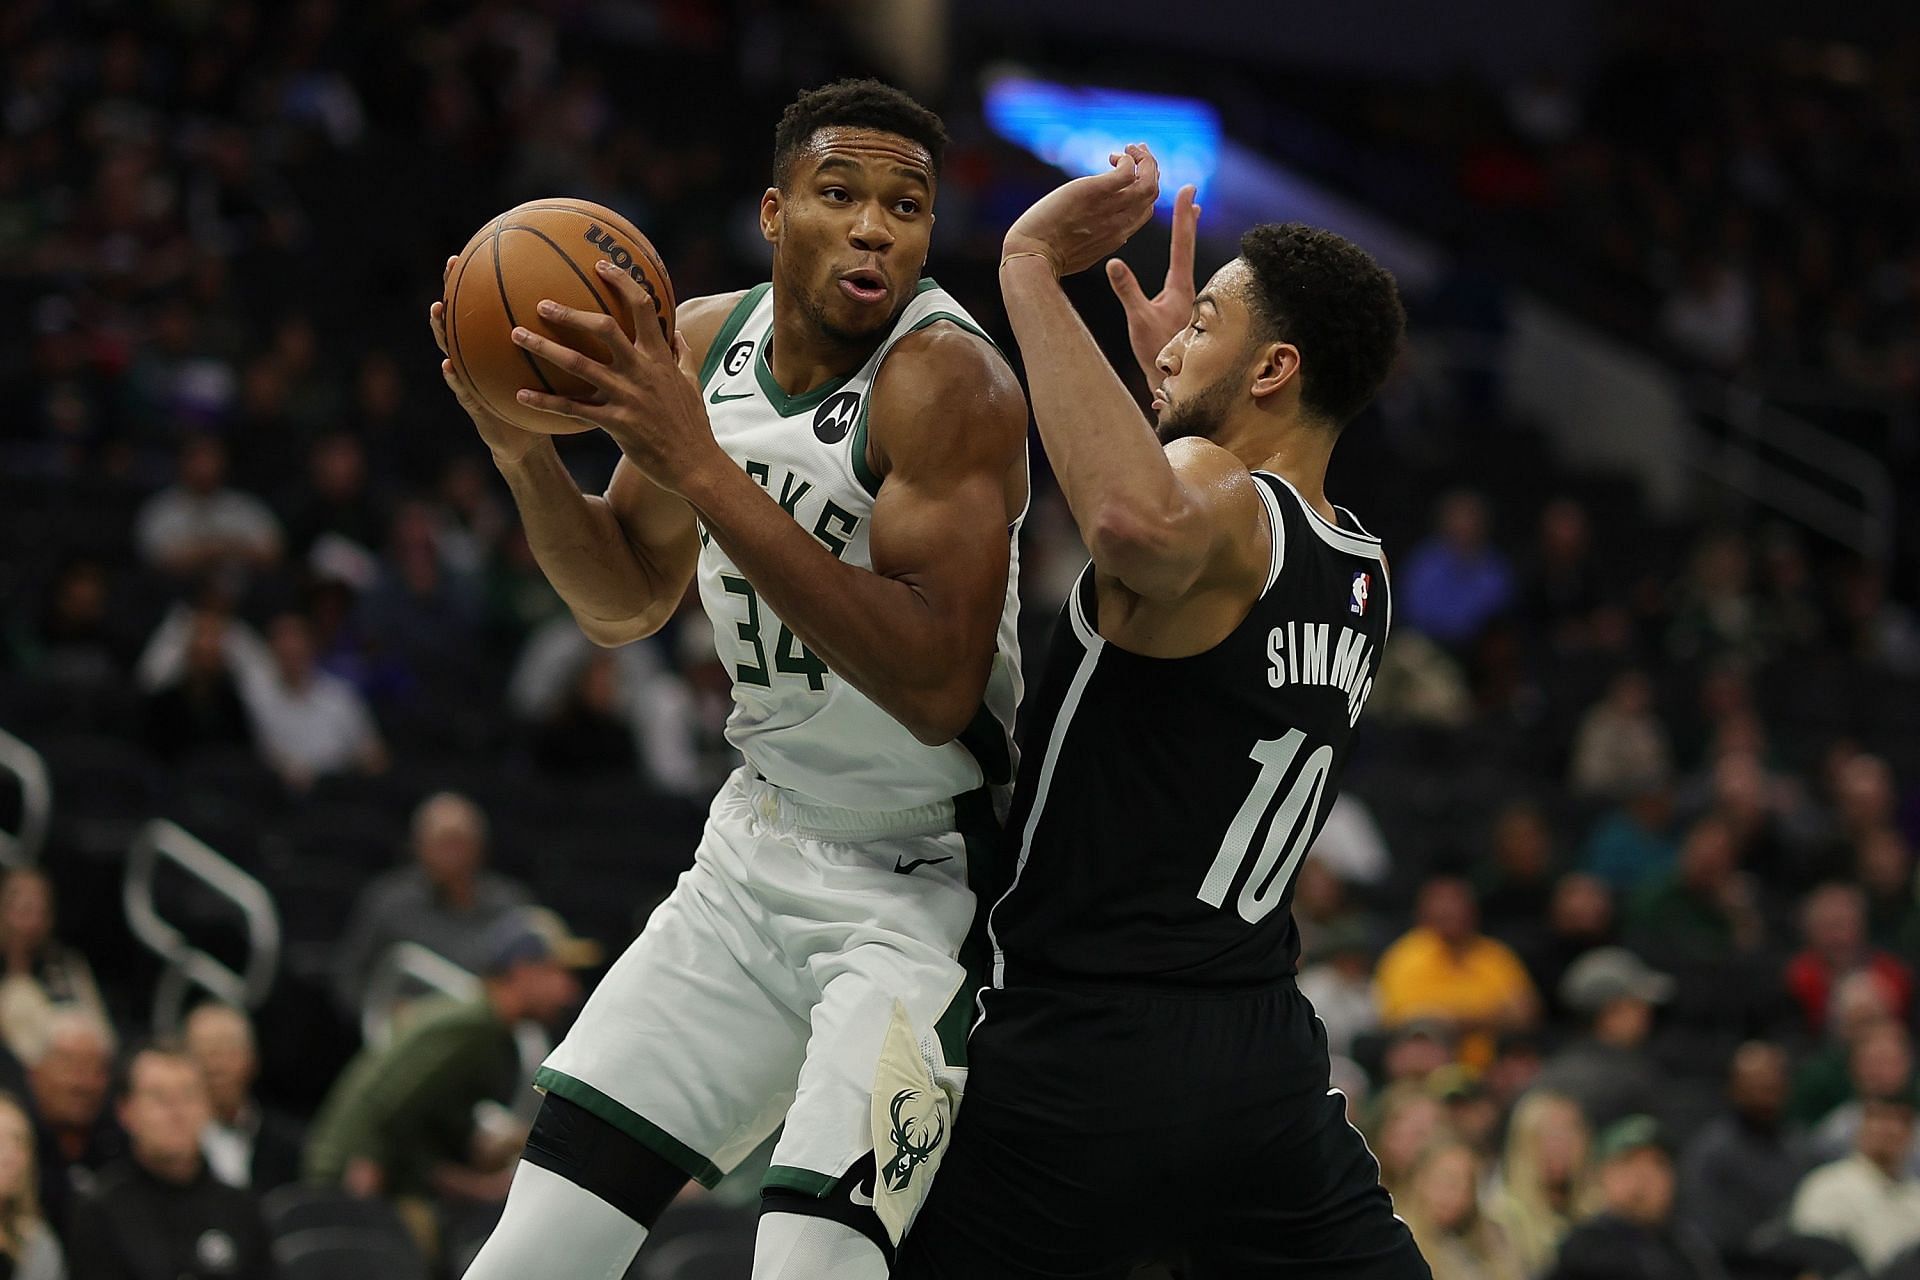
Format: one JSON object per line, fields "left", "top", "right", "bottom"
{"left": 428, "top": 271, "right": 741, "bottom": 646}
{"left": 1000, "top": 150, "right": 1261, "bottom": 606}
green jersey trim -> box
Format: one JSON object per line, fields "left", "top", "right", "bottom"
{"left": 697, "top": 283, "right": 771, "bottom": 388}
{"left": 848, "top": 302, "right": 1003, "bottom": 498}
{"left": 532, "top": 1066, "right": 725, "bottom": 1189}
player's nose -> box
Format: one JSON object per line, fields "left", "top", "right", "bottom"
{"left": 849, "top": 202, "right": 894, "bottom": 252}
{"left": 1156, "top": 336, "right": 1181, "bottom": 376}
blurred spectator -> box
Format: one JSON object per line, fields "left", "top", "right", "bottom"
{"left": 139, "top": 607, "right": 254, "bottom": 759}
{"left": 4, "top": 559, "right": 128, "bottom": 696}
{"left": 183, "top": 1004, "right": 303, "bottom": 1194}
{"left": 1476, "top": 801, "right": 1559, "bottom": 944}
{"left": 1375, "top": 877, "right": 1539, "bottom": 1069}
{"left": 1537, "top": 948, "right": 1672, "bottom": 1131}
{"left": 1400, "top": 491, "right": 1515, "bottom": 648}
{"left": 1402, "top": 1138, "right": 1528, "bottom": 1280}
{"left": 238, "top": 612, "right": 387, "bottom": 792}
{"left": 1569, "top": 672, "right": 1673, "bottom": 802}
{"left": 1582, "top": 778, "right": 1679, "bottom": 893}
{"left": 1677, "top": 1042, "right": 1815, "bottom": 1261}
{"left": 1521, "top": 498, "right": 1607, "bottom": 652}
{"left": 530, "top": 651, "right": 640, "bottom": 779}
{"left": 434, "top": 457, "right": 507, "bottom": 578}
{"left": 1807, "top": 1022, "right": 1920, "bottom": 1173}
{"left": 1660, "top": 257, "right": 1752, "bottom": 370}
{"left": 305, "top": 911, "right": 592, "bottom": 1254}
{"left": 0, "top": 869, "right": 107, "bottom": 1070}
{"left": 68, "top": 1043, "right": 274, "bottom": 1280}
{"left": 1485, "top": 1091, "right": 1595, "bottom": 1277}
{"left": 1784, "top": 884, "right": 1913, "bottom": 1036}
{"left": 25, "top": 1013, "right": 122, "bottom": 1240}
{"left": 1667, "top": 534, "right": 1763, "bottom": 666}
{"left": 1380, "top": 1022, "right": 1457, "bottom": 1088}
{"left": 1627, "top": 816, "right": 1766, "bottom": 960}
{"left": 1367, "top": 1082, "right": 1450, "bottom": 1197}
{"left": 1789, "top": 1095, "right": 1920, "bottom": 1273}
{"left": 1517, "top": 873, "right": 1617, "bottom": 1019}
{"left": 1548, "top": 1117, "right": 1723, "bottom": 1280}
{"left": 1857, "top": 830, "right": 1920, "bottom": 952}
{"left": 0, "top": 1091, "right": 63, "bottom": 1280}
{"left": 1485, "top": 1032, "right": 1547, "bottom": 1114}
{"left": 133, "top": 435, "right": 282, "bottom": 583}
{"left": 1306, "top": 793, "right": 1393, "bottom": 889}
{"left": 1364, "top": 630, "right": 1475, "bottom": 727}
{"left": 1295, "top": 918, "right": 1379, "bottom": 1060}
{"left": 356, "top": 500, "right": 483, "bottom": 673}
{"left": 282, "top": 432, "right": 384, "bottom": 564}
{"left": 331, "top": 792, "right": 533, "bottom": 1017}
{"left": 1791, "top": 974, "right": 1906, "bottom": 1126}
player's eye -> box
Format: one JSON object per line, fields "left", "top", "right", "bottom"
{"left": 822, "top": 187, "right": 851, "bottom": 203}
{"left": 893, "top": 199, "right": 920, "bottom": 216}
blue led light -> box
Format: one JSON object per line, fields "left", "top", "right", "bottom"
{"left": 983, "top": 75, "right": 1221, "bottom": 209}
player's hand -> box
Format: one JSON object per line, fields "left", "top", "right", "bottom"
{"left": 1002, "top": 144, "right": 1162, "bottom": 278}
{"left": 509, "top": 259, "right": 725, "bottom": 497}
{"left": 1106, "top": 184, "right": 1201, "bottom": 384}
{"left": 431, "top": 256, "right": 545, "bottom": 466}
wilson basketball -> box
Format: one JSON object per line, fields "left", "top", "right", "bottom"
{"left": 444, "top": 198, "right": 677, "bottom": 435}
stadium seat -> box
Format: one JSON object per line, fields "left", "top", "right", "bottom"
{"left": 261, "top": 1186, "right": 429, "bottom": 1280}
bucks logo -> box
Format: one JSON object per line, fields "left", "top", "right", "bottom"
{"left": 879, "top": 1088, "right": 945, "bottom": 1193}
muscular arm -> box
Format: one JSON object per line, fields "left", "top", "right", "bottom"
{"left": 999, "top": 255, "right": 1265, "bottom": 610}
{"left": 679, "top": 324, "right": 1027, "bottom": 744}
{"left": 490, "top": 291, "right": 744, "bottom": 646}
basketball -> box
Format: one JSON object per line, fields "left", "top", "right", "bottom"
{"left": 444, "top": 198, "right": 677, "bottom": 435}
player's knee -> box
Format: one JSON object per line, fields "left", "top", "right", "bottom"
{"left": 757, "top": 1152, "right": 893, "bottom": 1270}
{"left": 520, "top": 1091, "right": 690, "bottom": 1229}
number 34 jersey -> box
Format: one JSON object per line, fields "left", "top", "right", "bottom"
{"left": 692, "top": 280, "right": 1023, "bottom": 812}
{"left": 987, "top": 471, "right": 1391, "bottom": 990}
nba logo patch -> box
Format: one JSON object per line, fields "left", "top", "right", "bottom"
{"left": 1349, "top": 571, "right": 1371, "bottom": 616}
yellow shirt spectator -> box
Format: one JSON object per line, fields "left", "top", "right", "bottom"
{"left": 1375, "top": 877, "right": 1539, "bottom": 1067}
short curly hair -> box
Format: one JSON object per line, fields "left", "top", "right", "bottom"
{"left": 1238, "top": 223, "right": 1404, "bottom": 428}
{"left": 772, "top": 79, "right": 948, "bottom": 190}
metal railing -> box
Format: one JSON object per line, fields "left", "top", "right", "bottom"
{"left": 124, "top": 819, "right": 281, "bottom": 1033}
{"left": 1689, "top": 381, "right": 1898, "bottom": 562}
{"left": 0, "top": 729, "right": 50, "bottom": 868}
{"left": 360, "top": 942, "right": 480, "bottom": 1048}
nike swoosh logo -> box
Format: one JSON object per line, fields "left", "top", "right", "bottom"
{"left": 709, "top": 389, "right": 754, "bottom": 404}
{"left": 893, "top": 855, "right": 954, "bottom": 876}
{"left": 848, "top": 1178, "right": 875, "bottom": 1207}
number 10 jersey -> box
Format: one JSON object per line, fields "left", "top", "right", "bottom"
{"left": 693, "top": 280, "right": 1024, "bottom": 812}
{"left": 986, "top": 471, "right": 1391, "bottom": 990}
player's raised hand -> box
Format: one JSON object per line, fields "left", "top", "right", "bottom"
{"left": 510, "top": 258, "right": 724, "bottom": 496}
{"left": 1002, "top": 143, "right": 1162, "bottom": 278}
{"left": 1106, "top": 184, "right": 1201, "bottom": 384}
{"left": 431, "top": 256, "right": 546, "bottom": 466}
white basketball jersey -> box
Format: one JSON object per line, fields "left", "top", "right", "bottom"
{"left": 692, "top": 280, "right": 1023, "bottom": 812}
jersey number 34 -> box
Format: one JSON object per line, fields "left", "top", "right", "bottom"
{"left": 1196, "top": 729, "right": 1333, "bottom": 924}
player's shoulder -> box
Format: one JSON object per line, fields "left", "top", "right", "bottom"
{"left": 870, "top": 317, "right": 1027, "bottom": 451}
{"left": 677, "top": 288, "right": 756, "bottom": 358}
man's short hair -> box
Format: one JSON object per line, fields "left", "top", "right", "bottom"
{"left": 1237, "top": 223, "right": 1404, "bottom": 428}
{"left": 771, "top": 79, "right": 948, "bottom": 189}
{"left": 115, "top": 1038, "right": 202, "bottom": 1101}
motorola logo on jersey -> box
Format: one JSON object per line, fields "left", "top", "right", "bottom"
{"left": 724, "top": 340, "right": 754, "bottom": 375}
{"left": 814, "top": 390, "right": 862, "bottom": 443}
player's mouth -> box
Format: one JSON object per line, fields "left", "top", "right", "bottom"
{"left": 1151, "top": 384, "right": 1172, "bottom": 411}
{"left": 838, "top": 268, "right": 890, "bottom": 305}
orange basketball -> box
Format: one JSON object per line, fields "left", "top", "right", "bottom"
{"left": 444, "top": 198, "right": 676, "bottom": 436}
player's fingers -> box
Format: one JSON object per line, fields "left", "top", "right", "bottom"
{"left": 443, "top": 254, "right": 457, "bottom": 284}
{"left": 429, "top": 301, "right": 448, "bottom": 355}
{"left": 511, "top": 324, "right": 615, "bottom": 388}
{"left": 1169, "top": 185, "right": 1199, "bottom": 284}
{"left": 1106, "top": 258, "right": 1147, "bottom": 310}
{"left": 595, "top": 260, "right": 672, "bottom": 359}
{"left": 1131, "top": 147, "right": 1162, "bottom": 205}
{"left": 533, "top": 298, "right": 627, "bottom": 358}
{"left": 514, "top": 387, "right": 610, "bottom": 427}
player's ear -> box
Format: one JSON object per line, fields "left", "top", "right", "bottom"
{"left": 760, "top": 188, "right": 783, "bottom": 246}
{"left": 1249, "top": 342, "right": 1301, "bottom": 402}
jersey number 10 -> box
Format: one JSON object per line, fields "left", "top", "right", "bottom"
{"left": 1196, "top": 729, "right": 1334, "bottom": 924}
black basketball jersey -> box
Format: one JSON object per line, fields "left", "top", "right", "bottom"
{"left": 987, "top": 471, "right": 1391, "bottom": 990}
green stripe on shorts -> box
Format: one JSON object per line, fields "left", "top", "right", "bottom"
{"left": 533, "top": 1066, "right": 725, "bottom": 1189}
{"left": 932, "top": 787, "right": 1000, "bottom": 1068}
{"left": 762, "top": 1164, "right": 839, "bottom": 1198}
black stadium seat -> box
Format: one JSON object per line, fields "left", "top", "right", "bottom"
{"left": 261, "top": 1186, "right": 428, "bottom": 1280}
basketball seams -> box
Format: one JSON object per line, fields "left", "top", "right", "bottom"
{"left": 491, "top": 215, "right": 560, "bottom": 399}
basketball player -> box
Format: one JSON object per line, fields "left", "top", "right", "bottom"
{"left": 896, "top": 149, "right": 1429, "bottom": 1277}
{"left": 428, "top": 81, "right": 1028, "bottom": 1280}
